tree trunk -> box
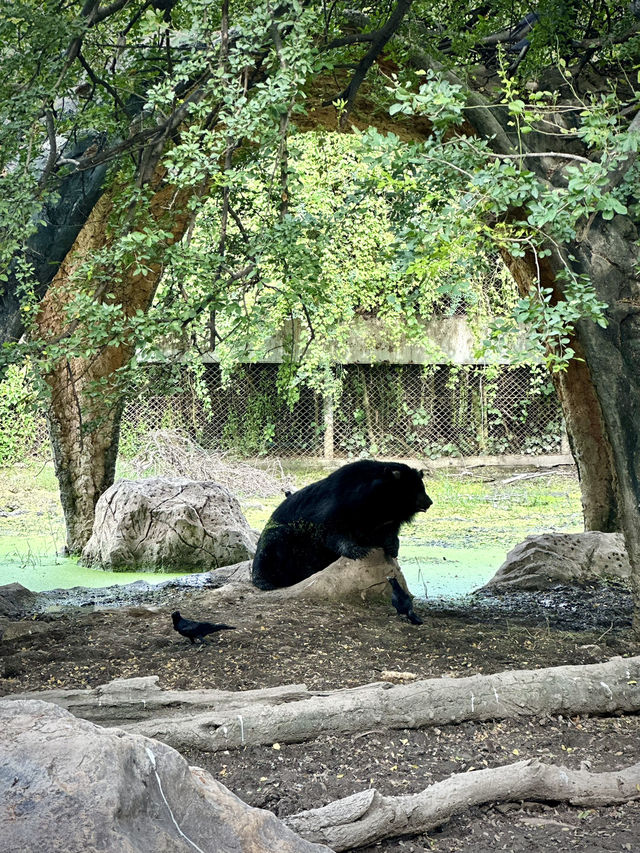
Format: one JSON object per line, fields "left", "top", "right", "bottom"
{"left": 569, "top": 214, "right": 640, "bottom": 630}
{"left": 35, "top": 179, "right": 194, "bottom": 553}
{"left": 500, "top": 250, "right": 619, "bottom": 532}
{"left": 8, "top": 676, "right": 312, "bottom": 725}
{"left": 550, "top": 352, "right": 619, "bottom": 531}
{"left": 0, "top": 134, "right": 108, "bottom": 357}
{"left": 508, "top": 212, "right": 640, "bottom": 628}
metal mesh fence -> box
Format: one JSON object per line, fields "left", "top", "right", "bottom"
{"left": 121, "top": 363, "right": 565, "bottom": 460}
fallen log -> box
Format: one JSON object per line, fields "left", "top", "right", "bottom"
{"left": 285, "top": 758, "right": 640, "bottom": 850}
{"left": 11, "top": 655, "right": 638, "bottom": 753}
{"left": 118, "top": 654, "right": 640, "bottom": 751}
{"left": 8, "top": 676, "right": 312, "bottom": 724}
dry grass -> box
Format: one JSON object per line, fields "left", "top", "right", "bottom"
{"left": 124, "top": 429, "right": 295, "bottom": 497}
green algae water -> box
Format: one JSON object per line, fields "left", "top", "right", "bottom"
{"left": 0, "top": 534, "right": 188, "bottom": 592}
{"left": 0, "top": 531, "right": 502, "bottom": 596}
{"left": 400, "top": 543, "right": 508, "bottom": 598}
{"left": 0, "top": 532, "right": 502, "bottom": 597}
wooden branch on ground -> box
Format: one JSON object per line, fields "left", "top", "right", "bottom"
{"left": 8, "top": 676, "right": 311, "bottom": 725}
{"left": 10, "top": 656, "right": 640, "bottom": 753}
{"left": 285, "top": 758, "right": 640, "bottom": 851}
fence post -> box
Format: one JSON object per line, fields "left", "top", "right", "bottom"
{"left": 323, "top": 393, "right": 334, "bottom": 460}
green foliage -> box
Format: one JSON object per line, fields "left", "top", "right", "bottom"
{"left": 389, "top": 70, "right": 466, "bottom": 128}
{"left": 1, "top": 0, "right": 639, "bottom": 453}
{"left": 0, "top": 365, "right": 44, "bottom": 464}
{"left": 379, "top": 73, "right": 640, "bottom": 370}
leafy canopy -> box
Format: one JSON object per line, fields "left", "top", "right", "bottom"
{"left": 0, "top": 0, "right": 639, "bottom": 396}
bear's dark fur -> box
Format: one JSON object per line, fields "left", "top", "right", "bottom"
{"left": 251, "top": 459, "right": 432, "bottom": 590}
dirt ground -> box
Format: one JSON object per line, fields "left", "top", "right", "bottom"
{"left": 1, "top": 582, "right": 640, "bottom": 853}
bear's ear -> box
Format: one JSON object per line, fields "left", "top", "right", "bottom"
{"left": 419, "top": 469, "right": 424, "bottom": 479}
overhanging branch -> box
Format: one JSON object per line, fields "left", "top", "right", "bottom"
{"left": 324, "top": 0, "right": 415, "bottom": 120}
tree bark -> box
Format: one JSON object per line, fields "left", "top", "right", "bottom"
{"left": 500, "top": 251, "right": 619, "bottom": 532}
{"left": 569, "top": 214, "right": 640, "bottom": 630}
{"left": 35, "top": 177, "right": 195, "bottom": 552}
{"left": 13, "top": 655, "right": 637, "bottom": 752}
{"left": 8, "top": 676, "right": 312, "bottom": 725}
{"left": 285, "top": 758, "right": 640, "bottom": 850}
{"left": 504, "top": 211, "right": 640, "bottom": 624}
{"left": 0, "top": 134, "right": 109, "bottom": 357}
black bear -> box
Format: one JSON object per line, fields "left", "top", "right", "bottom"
{"left": 251, "top": 459, "right": 432, "bottom": 590}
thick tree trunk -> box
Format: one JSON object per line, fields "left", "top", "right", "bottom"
{"left": 500, "top": 251, "right": 619, "bottom": 532}
{"left": 35, "top": 180, "right": 194, "bottom": 553}
{"left": 550, "top": 353, "right": 619, "bottom": 531}
{"left": 569, "top": 214, "right": 640, "bottom": 630}
{"left": 507, "top": 212, "right": 640, "bottom": 627}
{"left": 0, "top": 134, "right": 108, "bottom": 357}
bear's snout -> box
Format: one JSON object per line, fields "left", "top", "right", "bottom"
{"left": 417, "top": 493, "right": 433, "bottom": 512}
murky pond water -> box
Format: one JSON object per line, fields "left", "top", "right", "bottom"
{"left": 0, "top": 533, "right": 501, "bottom": 598}
{"left": 401, "top": 542, "right": 506, "bottom": 597}
{"left": 0, "top": 535, "right": 187, "bottom": 592}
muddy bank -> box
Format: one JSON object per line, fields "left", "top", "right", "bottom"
{"left": 428, "top": 583, "right": 633, "bottom": 632}
{"left": 0, "top": 570, "right": 633, "bottom": 635}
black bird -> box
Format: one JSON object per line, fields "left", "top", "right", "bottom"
{"left": 171, "top": 611, "right": 235, "bottom": 644}
{"left": 387, "top": 577, "right": 423, "bottom": 625}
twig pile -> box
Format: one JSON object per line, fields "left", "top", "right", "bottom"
{"left": 126, "top": 430, "right": 295, "bottom": 497}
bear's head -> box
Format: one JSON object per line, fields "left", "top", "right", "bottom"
{"left": 383, "top": 464, "right": 432, "bottom": 521}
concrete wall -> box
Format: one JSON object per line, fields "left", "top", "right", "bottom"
{"left": 202, "top": 316, "right": 528, "bottom": 366}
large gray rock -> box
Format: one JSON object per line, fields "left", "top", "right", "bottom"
{"left": 479, "top": 532, "right": 630, "bottom": 592}
{"left": 82, "top": 478, "right": 258, "bottom": 572}
{"left": 0, "top": 699, "right": 332, "bottom": 853}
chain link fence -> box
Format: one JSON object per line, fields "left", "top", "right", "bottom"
{"left": 121, "top": 363, "right": 565, "bottom": 461}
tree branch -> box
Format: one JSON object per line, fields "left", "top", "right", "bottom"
{"left": 286, "top": 758, "right": 640, "bottom": 851}
{"left": 324, "top": 31, "right": 376, "bottom": 49}
{"left": 325, "top": 0, "right": 415, "bottom": 120}
{"left": 37, "top": 109, "right": 58, "bottom": 191}
{"left": 76, "top": 49, "right": 128, "bottom": 114}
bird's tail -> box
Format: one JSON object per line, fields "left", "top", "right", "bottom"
{"left": 407, "top": 609, "right": 423, "bottom": 625}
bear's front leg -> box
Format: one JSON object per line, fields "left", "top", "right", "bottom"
{"left": 382, "top": 532, "right": 400, "bottom": 558}
{"left": 324, "top": 532, "right": 370, "bottom": 560}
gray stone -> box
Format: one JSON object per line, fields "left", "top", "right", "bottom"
{"left": 82, "top": 477, "right": 258, "bottom": 572}
{"left": 0, "top": 581, "right": 36, "bottom": 617}
{"left": 0, "top": 698, "right": 332, "bottom": 853}
{"left": 479, "top": 532, "right": 630, "bottom": 592}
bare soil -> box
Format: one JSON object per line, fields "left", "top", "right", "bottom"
{"left": 1, "top": 582, "right": 640, "bottom": 853}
